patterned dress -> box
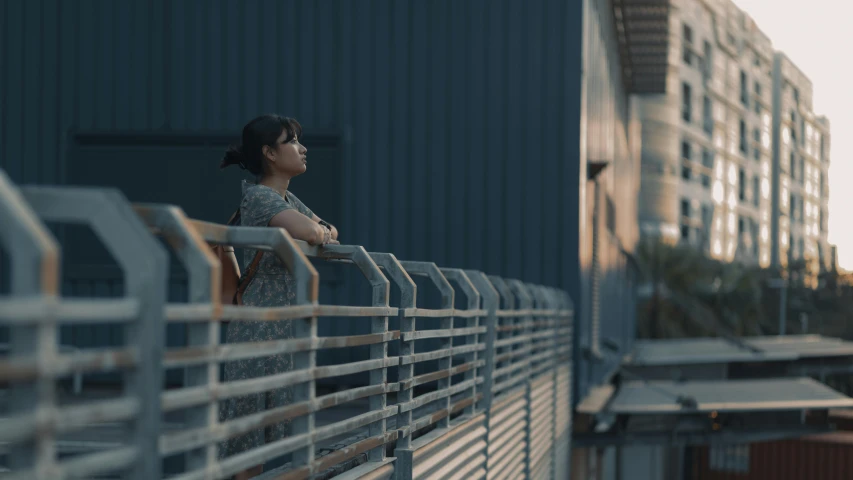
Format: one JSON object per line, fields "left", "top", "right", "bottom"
{"left": 218, "top": 180, "right": 315, "bottom": 459}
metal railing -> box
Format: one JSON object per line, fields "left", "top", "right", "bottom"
{"left": 0, "top": 171, "right": 573, "bottom": 479}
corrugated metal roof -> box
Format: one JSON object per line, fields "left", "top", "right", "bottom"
{"left": 613, "top": 0, "right": 671, "bottom": 93}
{"left": 626, "top": 335, "right": 853, "bottom": 366}
{"left": 605, "top": 378, "right": 853, "bottom": 414}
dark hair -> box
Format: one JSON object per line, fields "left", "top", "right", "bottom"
{"left": 220, "top": 114, "right": 303, "bottom": 176}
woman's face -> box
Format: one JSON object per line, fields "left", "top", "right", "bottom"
{"left": 265, "top": 129, "right": 307, "bottom": 176}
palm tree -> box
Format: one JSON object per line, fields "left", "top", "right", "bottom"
{"left": 634, "top": 237, "right": 766, "bottom": 339}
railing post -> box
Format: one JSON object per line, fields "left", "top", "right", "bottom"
{"left": 540, "top": 285, "right": 560, "bottom": 480}
{"left": 0, "top": 171, "right": 60, "bottom": 479}
{"left": 369, "top": 252, "right": 416, "bottom": 478}
{"left": 506, "top": 280, "right": 534, "bottom": 479}
{"left": 439, "top": 268, "right": 481, "bottom": 418}
{"left": 134, "top": 204, "right": 222, "bottom": 471}
{"left": 464, "top": 271, "right": 499, "bottom": 412}
{"left": 320, "top": 245, "right": 391, "bottom": 464}
{"left": 21, "top": 185, "right": 168, "bottom": 480}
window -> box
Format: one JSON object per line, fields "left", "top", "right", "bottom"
{"left": 790, "top": 152, "right": 797, "bottom": 180}
{"left": 739, "top": 119, "right": 748, "bottom": 154}
{"left": 682, "top": 165, "right": 692, "bottom": 180}
{"left": 738, "top": 168, "right": 746, "bottom": 201}
{"left": 754, "top": 80, "right": 761, "bottom": 97}
{"left": 683, "top": 24, "right": 694, "bottom": 65}
{"left": 701, "top": 148, "right": 713, "bottom": 188}
{"left": 702, "top": 204, "right": 712, "bottom": 229}
{"left": 681, "top": 224, "right": 690, "bottom": 240}
{"left": 682, "top": 140, "right": 692, "bottom": 160}
{"left": 753, "top": 176, "right": 760, "bottom": 207}
{"left": 681, "top": 199, "right": 691, "bottom": 219}
{"left": 682, "top": 83, "right": 692, "bottom": 122}
{"left": 703, "top": 41, "right": 712, "bottom": 77}
{"left": 790, "top": 195, "right": 797, "bottom": 220}
{"left": 740, "top": 71, "right": 749, "bottom": 106}
{"left": 754, "top": 102, "right": 761, "bottom": 115}
{"left": 754, "top": 54, "right": 761, "bottom": 67}
{"left": 793, "top": 87, "right": 800, "bottom": 105}
{"left": 753, "top": 128, "right": 760, "bottom": 144}
{"left": 703, "top": 96, "right": 713, "bottom": 135}
{"left": 702, "top": 148, "right": 714, "bottom": 168}
{"left": 753, "top": 147, "right": 760, "bottom": 161}
{"left": 738, "top": 216, "right": 745, "bottom": 235}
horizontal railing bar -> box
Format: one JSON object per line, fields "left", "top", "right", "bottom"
{"left": 212, "top": 305, "right": 397, "bottom": 323}
{"left": 401, "top": 326, "right": 487, "bottom": 341}
{"left": 168, "top": 304, "right": 399, "bottom": 323}
{"left": 493, "top": 375, "right": 530, "bottom": 396}
{"left": 399, "top": 360, "right": 485, "bottom": 390}
{"left": 401, "top": 394, "right": 483, "bottom": 437}
{"left": 0, "top": 347, "right": 139, "bottom": 382}
{"left": 401, "top": 308, "right": 455, "bottom": 318}
{"left": 400, "top": 344, "right": 484, "bottom": 365}
{"left": 398, "top": 378, "right": 481, "bottom": 413}
{"left": 0, "top": 397, "right": 140, "bottom": 444}
{"left": 162, "top": 358, "right": 398, "bottom": 411}
{"left": 496, "top": 321, "right": 557, "bottom": 332}
{"left": 273, "top": 431, "right": 399, "bottom": 480}
{"left": 163, "top": 332, "right": 400, "bottom": 368}
{"left": 0, "top": 297, "right": 140, "bottom": 324}
{"left": 53, "top": 446, "right": 139, "bottom": 480}
{"left": 452, "top": 309, "right": 488, "bottom": 318}
{"left": 164, "top": 304, "right": 219, "bottom": 322}
{"left": 494, "top": 335, "right": 531, "bottom": 349}
{"left": 493, "top": 361, "right": 529, "bottom": 381}
{"left": 494, "top": 346, "right": 533, "bottom": 364}
{"left": 160, "top": 383, "right": 399, "bottom": 455}
{"left": 180, "top": 407, "right": 399, "bottom": 480}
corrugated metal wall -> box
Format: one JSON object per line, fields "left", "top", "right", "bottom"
{"left": 574, "top": 0, "right": 640, "bottom": 404}
{"left": 1, "top": 0, "right": 580, "bottom": 285}
{"left": 1, "top": 0, "right": 638, "bottom": 401}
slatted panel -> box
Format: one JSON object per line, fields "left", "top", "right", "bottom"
{"left": 409, "top": 414, "right": 487, "bottom": 480}
{"left": 486, "top": 388, "right": 528, "bottom": 480}
{"left": 529, "top": 376, "right": 555, "bottom": 479}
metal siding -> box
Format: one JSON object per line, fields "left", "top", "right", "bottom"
{"left": 466, "top": 0, "right": 488, "bottom": 273}
{"left": 576, "top": 0, "right": 637, "bottom": 403}
{"left": 2, "top": 0, "right": 598, "bottom": 380}
{"left": 1, "top": 0, "right": 589, "bottom": 282}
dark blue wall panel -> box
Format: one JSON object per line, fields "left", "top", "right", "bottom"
{"left": 0, "top": 0, "right": 637, "bottom": 400}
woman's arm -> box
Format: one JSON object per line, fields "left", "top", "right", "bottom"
{"left": 311, "top": 215, "right": 339, "bottom": 240}
{"left": 269, "top": 210, "right": 337, "bottom": 245}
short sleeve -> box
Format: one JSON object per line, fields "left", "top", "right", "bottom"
{"left": 285, "top": 191, "right": 314, "bottom": 219}
{"left": 240, "top": 185, "right": 294, "bottom": 227}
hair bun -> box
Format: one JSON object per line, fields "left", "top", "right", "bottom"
{"left": 220, "top": 145, "right": 247, "bottom": 170}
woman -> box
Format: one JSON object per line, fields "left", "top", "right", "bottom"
{"left": 218, "top": 114, "right": 338, "bottom": 479}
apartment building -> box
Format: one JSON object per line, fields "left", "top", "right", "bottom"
{"left": 771, "top": 53, "right": 832, "bottom": 273}
{"left": 638, "top": 0, "right": 831, "bottom": 270}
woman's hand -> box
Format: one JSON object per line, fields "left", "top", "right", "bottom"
{"left": 269, "top": 210, "right": 331, "bottom": 246}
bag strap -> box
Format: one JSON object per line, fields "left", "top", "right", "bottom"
{"left": 234, "top": 250, "right": 264, "bottom": 304}
{"left": 226, "top": 206, "right": 264, "bottom": 305}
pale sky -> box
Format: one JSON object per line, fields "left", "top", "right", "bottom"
{"left": 733, "top": 0, "right": 853, "bottom": 269}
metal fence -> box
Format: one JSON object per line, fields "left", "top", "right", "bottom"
{"left": 0, "top": 171, "right": 573, "bottom": 479}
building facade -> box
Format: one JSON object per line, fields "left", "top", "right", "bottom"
{"left": 770, "top": 53, "right": 832, "bottom": 273}
{"left": 638, "top": 0, "right": 831, "bottom": 271}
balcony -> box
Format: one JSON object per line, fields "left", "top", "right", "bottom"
{"left": 612, "top": 0, "right": 671, "bottom": 94}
